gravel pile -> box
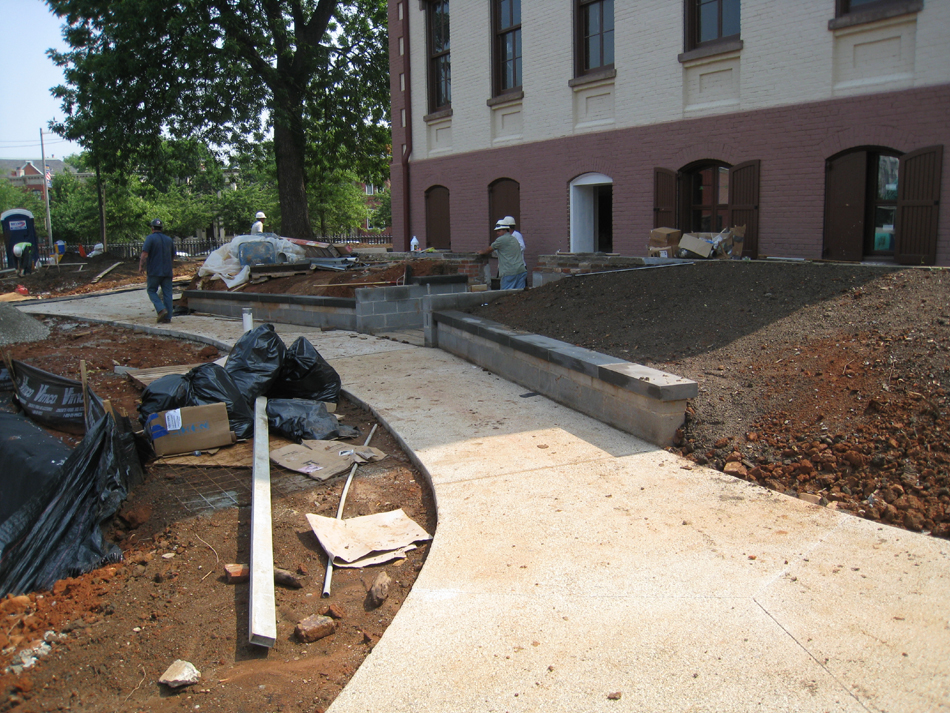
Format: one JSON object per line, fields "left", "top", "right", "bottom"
{"left": 0, "top": 303, "right": 51, "bottom": 346}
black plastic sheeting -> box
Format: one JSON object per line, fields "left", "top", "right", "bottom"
{"left": 8, "top": 360, "right": 106, "bottom": 434}
{"left": 0, "top": 414, "right": 73, "bottom": 525}
{"left": 0, "top": 410, "right": 144, "bottom": 597}
{"left": 269, "top": 336, "right": 342, "bottom": 403}
{"left": 266, "top": 399, "right": 359, "bottom": 443}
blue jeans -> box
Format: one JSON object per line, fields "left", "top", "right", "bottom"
{"left": 500, "top": 272, "right": 527, "bottom": 290}
{"left": 147, "top": 275, "right": 173, "bottom": 317}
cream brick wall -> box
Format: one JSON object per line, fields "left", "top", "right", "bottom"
{"left": 409, "top": 0, "right": 950, "bottom": 161}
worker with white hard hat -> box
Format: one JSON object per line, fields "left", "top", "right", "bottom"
{"left": 12, "top": 242, "right": 33, "bottom": 276}
{"left": 250, "top": 211, "right": 266, "bottom": 234}
{"left": 502, "top": 216, "right": 525, "bottom": 255}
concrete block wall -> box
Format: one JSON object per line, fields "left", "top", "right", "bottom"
{"left": 355, "top": 281, "right": 468, "bottom": 334}
{"left": 428, "top": 309, "right": 698, "bottom": 447}
{"left": 184, "top": 291, "right": 357, "bottom": 331}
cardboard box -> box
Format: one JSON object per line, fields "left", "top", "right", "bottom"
{"left": 678, "top": 233, "right": 715, "bottom": 259}
{"left": 146, "top": 402, "right": 236, "bottom": 456}
{"left": 648, "top": 246, "right": 673, "bottom": 258}
{"left": 649, "top": 227, "right": 682, "bottom": 249}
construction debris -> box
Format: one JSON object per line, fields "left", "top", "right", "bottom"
{"left": 306, "top": 509, "right": 432, "bottom": 569}
{"left": 158, "top": 659, "right": 201, "bottom": 688}
{"left": 295, "top": 615, "right": 336, "bottom": 643}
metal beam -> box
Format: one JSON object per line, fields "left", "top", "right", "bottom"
{"left": 248, "top": 396, "right": 276, "bottom": 647}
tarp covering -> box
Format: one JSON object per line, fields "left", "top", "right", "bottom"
{"left": 197, "top": 235, "right": 308, "bottom": 288}
{"left": 0, "top": 413, "right": 72, "bottom": 525}
{"left": 0, "top": 411, "right": 144, "bottom": 597}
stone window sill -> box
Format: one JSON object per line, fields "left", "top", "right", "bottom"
{"left": 423, "top": 107, "right": 453, "bottom": 124}
{"left": 678, "top": 38, "right": 743, "bottom": 64}
{"left": 829, "top": 0, "right": 922, "bottom": 30}
{"left": 487, "top": 90, "right": 524, "bottom": 108}
{"left": 569, "top": 67, "right": 617, "bottom": 88}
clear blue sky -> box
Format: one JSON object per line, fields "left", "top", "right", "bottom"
{"left": 0, "top": 0, "right": 85, "bottom": 160}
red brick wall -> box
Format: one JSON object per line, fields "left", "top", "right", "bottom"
{"left": 391, "top": 84, "right": 950, "bottom": 267}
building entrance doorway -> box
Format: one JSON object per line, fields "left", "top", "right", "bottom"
{"left": 570, "top": 172, "right": 613, "bottom": 253}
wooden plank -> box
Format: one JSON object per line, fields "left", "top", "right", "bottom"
{"left": 122, "top": 363, "right": 204, "bottom": 389}
{"left": 91, "top": 262, "right": 122, "bottom": 284}
{"left": 248, "top": 396, "right": 276, "bottom": 647}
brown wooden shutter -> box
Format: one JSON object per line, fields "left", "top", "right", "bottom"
{"left": 425, "top": 185, "right": 451, "bottom": 250}
{"left": 653, "top": 168, "right": 677, "bottom": 229}
{"left": 895, "top": 145, "right": 943, "bottom": 266}
{"left": 823, "top": 151, "right": 868, "bottom": 262}
{"left": 728, "top": 160, "right": 760, "bottom": 259}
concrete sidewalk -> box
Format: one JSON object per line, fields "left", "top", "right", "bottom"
{"left": 19, "top": 289, "right": 950, "bottom": 713}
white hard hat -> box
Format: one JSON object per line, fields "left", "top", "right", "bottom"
{"left": 255, "top": 211, "right": 266, "bottom": 219}
{"left": 502, "top": 215, "right": 516, "bottom": 227}
{"left": 494, "top": 219, "right": 508, "bottom": 231}
{"left": 13, "top": 244, "right": 22, "bottom": 257}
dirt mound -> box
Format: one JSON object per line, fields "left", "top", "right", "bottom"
{"left": 467, "top": 261, "right": 950, "bottom": 538}
{"left": 188, "top": 258, "right": 459, "bottom": 299}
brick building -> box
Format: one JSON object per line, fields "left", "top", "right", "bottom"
{"left": 388, "top": 0, "right": 949, "bottom": 270}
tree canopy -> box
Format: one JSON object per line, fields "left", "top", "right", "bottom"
{"left": 47, "top": 0, "right": 390, "bottom": 240}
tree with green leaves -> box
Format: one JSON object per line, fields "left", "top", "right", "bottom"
{"left": 47, "top": 0, "right": 390, "bottom": 240}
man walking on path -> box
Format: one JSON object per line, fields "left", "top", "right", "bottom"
{"left": 478, "top": 219, "right": 527, "bottom": 290}
{"left": 139, "top": 219, "right": 174, "bottom": 323}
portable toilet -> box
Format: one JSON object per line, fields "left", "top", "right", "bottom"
{"left": 1, "top": 209, "right": 38, "bottom": 271}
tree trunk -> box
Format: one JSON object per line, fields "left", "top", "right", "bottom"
{"left": 94, "top": 157, "right": 107, "bottom": 248}
{"left": 273, "top": 112, "right": 312, "bottom": 239}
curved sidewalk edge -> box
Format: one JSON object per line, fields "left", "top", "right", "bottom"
{"left": 17, "top": 294, "right": 950, "bottom": 713}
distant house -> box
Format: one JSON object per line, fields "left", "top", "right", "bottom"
{"left": 0, "top": 159, "right": 78, "bottom": 202}
{"left": 389, "top": 1, "right": 950, "bottom": 267}
{"left": 360, "top": 180, "right": 391, "bottom": 233}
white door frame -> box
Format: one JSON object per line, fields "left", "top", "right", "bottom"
{"left": 570, "top": 172, "right": 613, "bottom": 253}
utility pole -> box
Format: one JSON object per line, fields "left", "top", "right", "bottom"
{"left": 39, "top": 128, "right": 54, "bottom": 250}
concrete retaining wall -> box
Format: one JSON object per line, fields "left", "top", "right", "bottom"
{"left": 423, "top": 295, "right": 697, "bottom": 446}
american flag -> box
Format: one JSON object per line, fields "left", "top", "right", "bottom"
{"left": 45, "top": 167, "right": 51, "bottom": 187}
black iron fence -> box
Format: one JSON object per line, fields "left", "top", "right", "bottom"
{"left": 2, "top": 234, "right": 393, "bottom": 271}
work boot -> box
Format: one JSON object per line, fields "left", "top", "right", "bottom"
{"left": 156, "top": 309, "right": 168, "bottom": 323}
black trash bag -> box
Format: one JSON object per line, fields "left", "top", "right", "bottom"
{"left": 266, "top": 399, "right": 360, "bottom": 443}
{"left": 0, "top": 413, "right": 73, "bottom": 525}
{"left": 9, "top": 360, "right": 107, "bottom": 434}
{"left": 0, "top": 411, "right": 144, "bottom": 597}
{"left": 269, "top": 337, "right": 342, "bottom": 403}
{"left": 137, "top": 373, "right": 191, "bottom": 427}
{"left": 186, "top": 363, "right": 254, "bottom": 440}
{"left": 224, "top": 324, "right": 286, "bottom": 406}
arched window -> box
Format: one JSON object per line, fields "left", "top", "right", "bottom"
{"left": 425, "top": 185, "right": 451, "bottom": 250}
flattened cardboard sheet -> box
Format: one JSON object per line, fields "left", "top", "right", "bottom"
{"left": 305, "top": 509, "right": 432, "bottom": 568}
{"left": 271, "top": 440, "right": 386, "bottom": 479}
